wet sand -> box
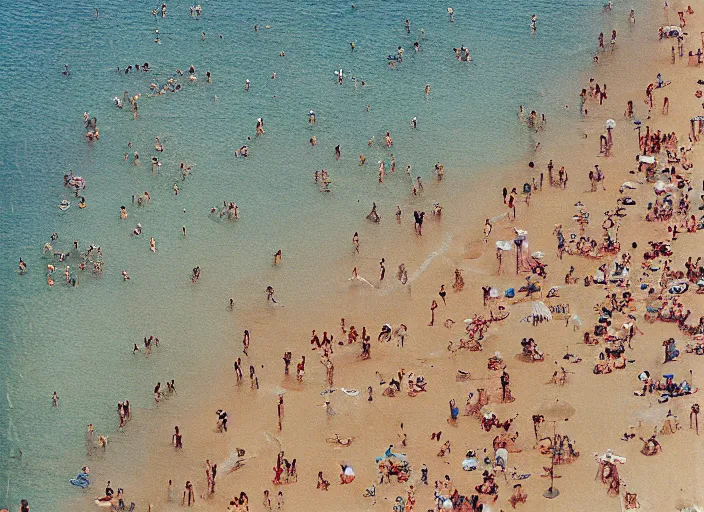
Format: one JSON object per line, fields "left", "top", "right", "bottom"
{"left": 67, "top": 3, "right": 704, "bottom": 512}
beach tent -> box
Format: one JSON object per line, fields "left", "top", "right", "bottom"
{"left": 530, "top": 301, "right": 552, "bottom": 321}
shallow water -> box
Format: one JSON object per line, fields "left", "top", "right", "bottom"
{"left": 0, "top": 0, "right": 644, "bottom": 508}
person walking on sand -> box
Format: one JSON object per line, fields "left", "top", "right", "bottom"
{"left": 448, "top": 399, "right": 459, "bottom": 425}
{"left": 595, "top": 165, "right": 606, "bottom": 190}
{"left": 183, "top": 481, "right": 195, "bottom": 506}
{"left": 296, "top": 356, "right": 306, "bottom": 383}
{"left": 428, "top": 300, "right": 438, "bottom": 326}
{"left": 483, "top": 218, "right": 492, "bottom": 243}
{"left": 501, "top": 370, "right": 512, "bottom": 402}
{"left": 507, "top": 192, "right": 516, "bottom": 220}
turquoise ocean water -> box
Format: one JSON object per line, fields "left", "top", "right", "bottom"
{"left": 0, "top": 0, "right": 645, "bottom": 509}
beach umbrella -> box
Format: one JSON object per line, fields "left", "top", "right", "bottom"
{"left": 606, "top": 119, "right": 616, "bottom": 129}
{"left": 692, "top": 116, "right": 704, "bottom": 122}
{"left": 535, "top": 398, "right": 574, "bottom": 499}
{"left": 595, "top": 448, "right": 626, "bottom": 464}
{"left": 654, "top": 181, "right": 670, "bottom": 192}
{"left": 480, "top": 403, "right": 513, "bottom": 418}
{"left": 621, "top": 181, "right": 639, "bottom": 189}
{"left": 531, "top": 251, "right": 545, "bottom": 259}
{"left": 496, "top": 240, "right": 513, "bottom": 251}
{"left": 536, "top": 399, "right": 575, "bottom": 421}
{"left": 530, "top": 301, "right": 552, "bottom": 321}
{"left": 638, "top": 155, "right": 655, "bottom": 164}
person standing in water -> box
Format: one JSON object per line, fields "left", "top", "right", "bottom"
{"left": 277, "top": 394, "right": 284, "bottom": 431}
{"left": 242, "top": 330, "right": 250, "bottom": 356}
{"left": 352, "top": 232, "right": 360, "bottom": 253}
{"left": 52, "top": 391, "right": 59, "bottom": 406}
{"left": 266, "top": 286, "right": 278, "bottom": 303}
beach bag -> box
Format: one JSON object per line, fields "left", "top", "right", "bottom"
{"left": 505, "top": 288, "right": 515, "bottom": 298}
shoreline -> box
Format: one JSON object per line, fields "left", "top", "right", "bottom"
{"left": 57, "top": 3, "right": 704, "bottom": 512}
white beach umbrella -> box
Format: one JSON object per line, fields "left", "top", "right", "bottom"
{"left": 606, "top": 119, "right": 616, "bottom": 129}
{"left": 530, "top": 301, "right": 552, "bottom": 321}
{"left": 496, "top": 240, "right": 513, "bottom": 251}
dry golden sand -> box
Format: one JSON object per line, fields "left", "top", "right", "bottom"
{"left": 75, "top": 4, "right": 704, "bottom": 511}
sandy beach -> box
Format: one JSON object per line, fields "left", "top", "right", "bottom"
{"left": 8, "top": 2, "right": 704, "bottom": 512}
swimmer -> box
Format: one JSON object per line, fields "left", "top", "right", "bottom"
{"left": 79, "top": 197, "right": 87, "bottom": 209}
{"left": 245, "top": 79, "right": 250, "bottom": 91}
{"left": 182, "top": 225, "right": 187, "bottom": 237}
{"left": 120, "top": 206, "right": 128, "bottom": 219}
{"left": 18, "top": 258, "right": 27, "bottom": 274}
{"left": 121, "top": 271, "right": 130, "bottom": 281}
{"left": 411, "top": 116, "right": 417, "bottom": 129}
{"left": 150, "top": 237, "right": 157, "bottom": 252}
{"left": 133, "top": 223, "right": 142, "bottom": 236}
